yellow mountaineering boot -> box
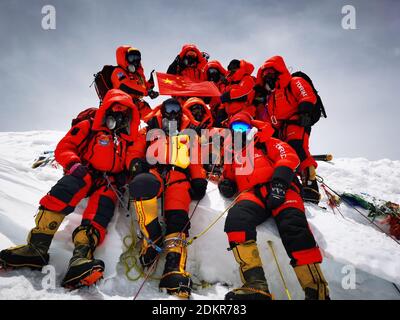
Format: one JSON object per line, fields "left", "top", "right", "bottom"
{"left": 159, "top": 232, "right": 192, "bottom": 299}
{"left": 132, "top": 197, "right": 163, "bottom": 268}
{"left": 62, "top": 224, "right": 104, "bottom": 289}
{"left": 0, "top": 208, "right": 65, "bottom": 269}
{"left": 225, "top": 240, "right": 272, "bottom": 300}
{"left": 293, "top": 263, "right": 330, "bottom": 300}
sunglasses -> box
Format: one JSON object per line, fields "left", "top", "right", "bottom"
{"left": 230, "top": 121, "right": 252, "bottom": 133}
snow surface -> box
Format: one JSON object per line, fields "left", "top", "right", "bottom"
{"left": 0, "top": 131, "right": 399, "bottom": 300}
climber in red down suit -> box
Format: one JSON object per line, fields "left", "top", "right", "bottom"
{"left": 218, "top": 111, "right": 330, "bottom": 300}
{"left": 0, "top": 89, "right": 146, "bottom": 289}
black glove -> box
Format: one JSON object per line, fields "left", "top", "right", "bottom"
{"left": 298, "top": 112, "right": 314, "bottom": 127}
{"left": 148, "top": 69, "right": 155, "bottom": 85}
{"left": 266, "top": 180, "right": 287, "bottom": 209}
{"left": 220, "top": 92, "right": 231, "bottom": 104}
{"left": 147, "top": 89, "right": 159, "bottom": 99}
{"left": 297, "top": 101, "right": 314, "bottom": 127}
{"left": 68, "top": 163, "right": 88, "bottom": 179}
{"left": 218, "top": 179, "right": 237, "bottom": 198}
{"left": 190, "top": 178, "right": 208, "bottom": 200}
{"left": 130, "top": 158, "right": 150, "bottom": 176}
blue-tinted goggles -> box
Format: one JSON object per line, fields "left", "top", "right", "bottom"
{"left": 230, "top": 121, "right": 251, "bottom": 133}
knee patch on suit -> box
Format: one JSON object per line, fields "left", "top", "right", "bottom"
{"left": 129, "top": 173, "right": 161, "bottom": 200}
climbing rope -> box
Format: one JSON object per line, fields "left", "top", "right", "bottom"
{"left": 316, "top": 175, "right": 400, "bottom": 246}
{"left": 186, "top": 189, "right": 249, "bottom": 246}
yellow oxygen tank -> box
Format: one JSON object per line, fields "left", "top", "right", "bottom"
{"left": 169, "top": 135, "right": 191, "bottom": 169}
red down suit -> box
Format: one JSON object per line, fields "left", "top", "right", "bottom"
{"left": 40, "top": 89, "right": 146, "bottom": 243}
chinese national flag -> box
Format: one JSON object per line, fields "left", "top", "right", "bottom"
{"left": 156, "top": 72, "right": 221, "bottom": 97}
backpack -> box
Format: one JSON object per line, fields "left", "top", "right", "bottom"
{"left": 291, "top": 71, "right": 327, "bottom": 126}
{"left": 93, "top": 65, "right": 116, "bottom": 101}
{"left": 71, "top": 107, "right": 98, "bottom": 127}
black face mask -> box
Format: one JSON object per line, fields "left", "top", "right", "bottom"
{"left": 183, "top": 55, "right": 198, "bottom": 67}
{"left": 162, "top": 119, "right": 180, "bottom": 136}
{"left": 105, "top": 111, "right": 129, "bottom": 131}
{"left": 207, "top": 68, "right": 221, "bottom": 83}
{"left": 163, "top": 101, "right": 182, "bottom": 121}
{"left": 190, "top": 105, "right": 204, "bottom": 122}
{"left": 126, "top": 51, "right": 141, "bottom": 68}
{"left": 263, "top": 73, "right": 279, "bottom": 91}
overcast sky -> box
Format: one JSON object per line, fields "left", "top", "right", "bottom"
{"left": 0, "top": 0, "right": 399, "bottom": 160}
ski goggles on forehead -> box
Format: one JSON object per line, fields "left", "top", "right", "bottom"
{"left": 230, "top": 121, "right": 252, "bottom": 133}
{"left": 111, "top": 104, "right": 129, "bottom": 112}
{"left": 185, "top": 51, "right": 197, "bottom": 58}
{"left": 207, "top": 68, "right": 219, "bottom": 76}
{"left": 262, "top": 68, "right": 278, "bottom": 78}
{"left": 164, "top": 102, "right": 181, "bottom": 114}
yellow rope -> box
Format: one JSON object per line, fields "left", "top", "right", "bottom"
{"left": 120, "top": 213, "right": 161, "bottom": 281}
{"left": 186, "top": 189, "right": 248, "bottom": 246}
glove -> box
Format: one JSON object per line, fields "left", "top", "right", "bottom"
{"left": 298, "top": 112, "right": 314, "bottom": 127}
{"left": 218, "top": 179, "right": 237, "bottom": 198}
{"left": 220, "top": 92, "right": 231, "bottom": 104}
{"left": 148, "top": 69, "right": 155, "bottom": 85}
{"left": 68, "top": 163, "right": 88, "bottom": 179}
{"left": 190, "top": 178, "right": 208, "bottom": 200}
{"left": 266, "top": 180, "right": 287, "bottom": 209}
{"left": 147, "top": 89, "right": 159, "bottom": 99}
{"left": 130, "top": 158, "right": 150, "bottom": 176}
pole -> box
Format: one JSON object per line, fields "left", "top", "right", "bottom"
{"left": 267, "top": 240, "right": 292, "bottom": 300}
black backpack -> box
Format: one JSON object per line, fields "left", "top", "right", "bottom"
{"left": 291, "top": 71, "right": 327, "bottom": 126}
{"left": 93, "top": 65, "right": 116, "bottom": 102}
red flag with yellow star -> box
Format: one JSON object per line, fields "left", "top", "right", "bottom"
{"left": 156, "top": 72, "right": 221, "bottom": 97}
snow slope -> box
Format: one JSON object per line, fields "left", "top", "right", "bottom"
{"left": 0, "top": 131, "right": 399, "bottom": 300}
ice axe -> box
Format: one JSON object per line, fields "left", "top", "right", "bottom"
{"left": 312, "top": 154, "right": 333, "bottom": 162}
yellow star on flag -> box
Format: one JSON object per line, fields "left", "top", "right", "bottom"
{"left": 163, "top": 78, "right": 174, "bottom": 84}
